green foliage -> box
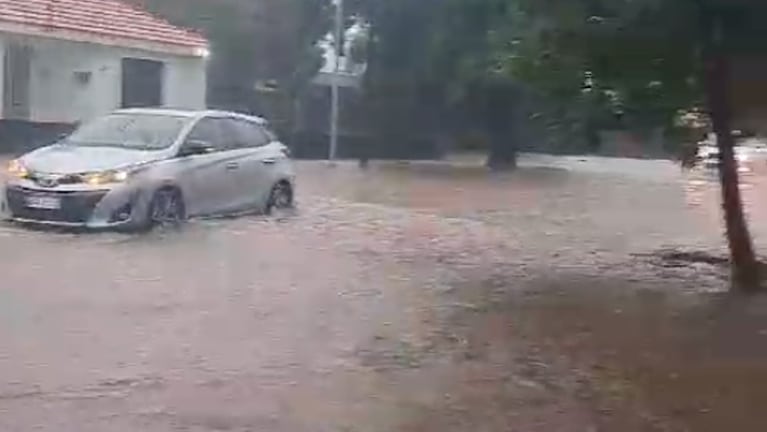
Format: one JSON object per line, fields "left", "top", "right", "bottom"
{"left": 350, "top": 0, "right": 721, "bottom": 157}
{"left": 348, "top": 32, "right": 369, "bottom": 66}
{"left": 135, "top": 0, "right": 332, "bottom": 108}
{"left": 350, "top": 0, "right": 509, "bottom": 134}
{"left": 493, "top": 0, "right": 704, "bottom": 130}
{"left": 251, "top": 0, "right": 332, "bottom": 93}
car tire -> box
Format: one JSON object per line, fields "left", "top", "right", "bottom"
{"left": 144, "top": 187, "right": 186, "bottom": 231}
{"left": 266, "top": 181, "right": 294, "bottom": 215}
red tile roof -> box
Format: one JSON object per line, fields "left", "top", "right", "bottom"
{"left": 0, "top": 0, "right": 207, "bottom": 54}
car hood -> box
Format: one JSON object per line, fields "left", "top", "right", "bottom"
{"left": 21, "top": 144, "right": 167, "bottom": 174}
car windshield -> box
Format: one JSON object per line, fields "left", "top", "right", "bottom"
{"left": 67, "top": 113, "right": 188, "bottom": 150}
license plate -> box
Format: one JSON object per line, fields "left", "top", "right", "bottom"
{"left": 25, "top": 195, "right": 61, "bottom": 210}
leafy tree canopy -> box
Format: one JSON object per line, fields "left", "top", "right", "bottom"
{"left": 133, "top": 0, "right": 332, "bottom": 108}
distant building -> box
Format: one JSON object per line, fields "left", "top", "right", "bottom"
{"left": 0, "top": 0, "right": 208, "bottom": 126}
{"left": 312, "top": 24, "right": 367, "bottom": 90}
{"left": 289, "top": 22, "right": 368, "bottom": 159}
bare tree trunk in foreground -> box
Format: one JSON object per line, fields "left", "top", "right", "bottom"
{"left": 703, "top": 14, "right": 760, "bottom": 291}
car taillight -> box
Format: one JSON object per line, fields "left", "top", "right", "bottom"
{"left": 281, "top": 146, "right": 292, "bottom": 158}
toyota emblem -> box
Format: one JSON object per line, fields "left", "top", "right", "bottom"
{"left": 36, "top": 175, "right": 60, "bottom": 188}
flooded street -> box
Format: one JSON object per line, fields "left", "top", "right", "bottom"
{"left": 2, "top": 156, "right": 767, "bottom": 431}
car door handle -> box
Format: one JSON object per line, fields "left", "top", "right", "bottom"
{"left": 261, "top": 159, "right": 277, "bottom": 165}
{"left": 226, "top": 162, "right": 239, "bottom": 170}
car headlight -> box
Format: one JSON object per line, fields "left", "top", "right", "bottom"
{"left": 83, "top": 169, "right": 130, "bottom": 186}
{"left": 736, "top": 153, "right": 751, "bottom": 163}
{"left": 6, "top": 159, "right": 29, "bottom": 179}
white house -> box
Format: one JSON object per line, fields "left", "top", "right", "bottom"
{"left": 0, "top": 0, "right": 208, "bottom": 125}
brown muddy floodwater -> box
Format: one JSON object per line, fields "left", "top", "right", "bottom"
{"left": 1, "top": 155, "right": 767, "bottom": 431}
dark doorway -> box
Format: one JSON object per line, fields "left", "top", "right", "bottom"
{"left": 121, "top": 58, "right": 164, "bottom": 108}
{"left": 3, "top": 43, "right": 32, "bottom": 120}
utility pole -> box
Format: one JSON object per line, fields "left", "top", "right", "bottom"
{"left": 329, "top": 0, "right": 343, "bottom": 161}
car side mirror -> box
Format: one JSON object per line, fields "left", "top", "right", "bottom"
{"left": 180, "top": 140, "right": 214, "bottom": 157}
{"left": 53, "top": 127, "right": 75, "bottom": 143}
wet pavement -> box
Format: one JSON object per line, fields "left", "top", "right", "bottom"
{"left": 1, "top": 156, "right": 767, "bottom": 431}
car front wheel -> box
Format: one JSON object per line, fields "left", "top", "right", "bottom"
{"left": 266, "top": 181, "right": 293, "bottom": 215}
{"left": 148, "top": 188, "right": 186, "bottom": 228}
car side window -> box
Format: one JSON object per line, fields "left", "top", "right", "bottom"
{"left": 229, "top": 118, "right": 271, "bottom": 148}
{"left": 184, "top": 118, "right": 225, "bottom": 151}
{"left": 218, "top": 119, "right": 247, "bottom": 149}
{"left": 216, "top": 119, "right": 246, "bottom": 151}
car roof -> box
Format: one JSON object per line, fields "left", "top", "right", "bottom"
{"left": 112, "top": 108, "right": 268, "bottom": 124}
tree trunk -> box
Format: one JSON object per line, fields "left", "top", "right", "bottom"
{"left": 483, "top": 83, "right": 519, "bottom": 171}
{"left": 486, "top": 136, "right": 517, "bottom": 170}
{"left": 358, "top": 141, "right": 370, "bottom": 169}
{"left": 703, "top": 13, "right": 760, "bottom": 291}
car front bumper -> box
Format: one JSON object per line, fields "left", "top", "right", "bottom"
{"left": 1, "top": 180, "right": 150, "bottom": 229}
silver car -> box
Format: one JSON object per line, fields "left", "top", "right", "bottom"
{"left": 1, "top": 108, "right": 295, "bottom": 230}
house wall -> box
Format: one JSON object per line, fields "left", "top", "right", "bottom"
{"left": 0, "top": 34, "right": 207, "bottom": 124}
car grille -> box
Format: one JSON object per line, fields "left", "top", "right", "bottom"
{"left": 27, "top": 172, "right": 84, "bottom": 186}
{"left": 5, "top": 187, "right": 106, "bottom": 224}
